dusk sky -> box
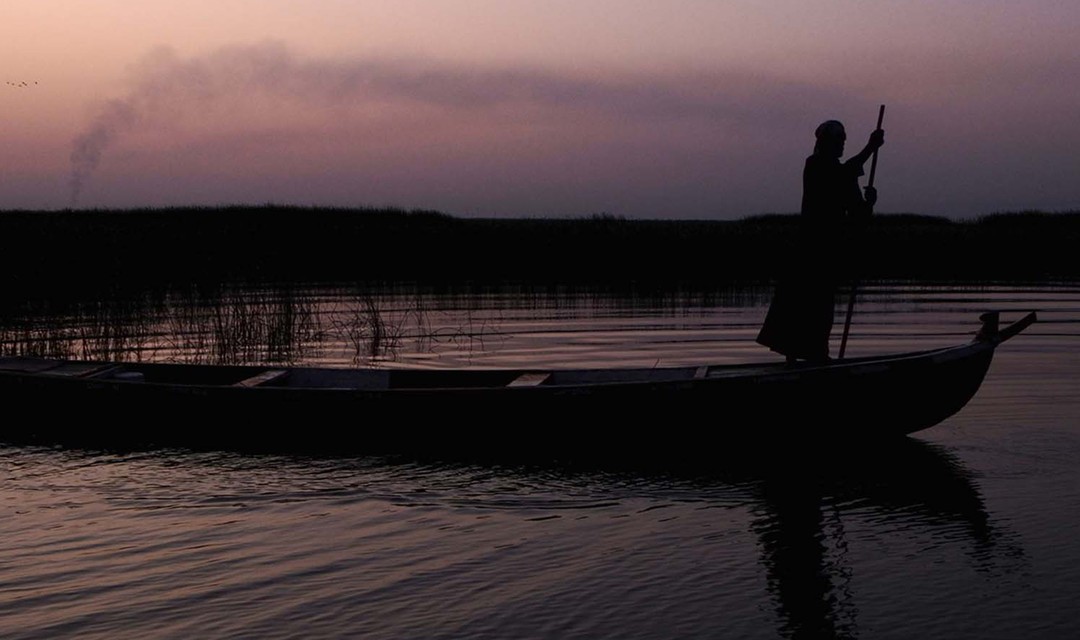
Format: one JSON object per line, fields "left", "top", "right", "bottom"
{"left": 3, "top": 1, "right": 1078, "bottom": 219}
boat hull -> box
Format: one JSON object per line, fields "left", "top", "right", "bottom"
{"left": 0, "top": 340, "right": 999, "bottom": 457}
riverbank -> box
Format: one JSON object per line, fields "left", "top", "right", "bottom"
{"left": 1, "top": 207, "right": 1076, "bottom": 299}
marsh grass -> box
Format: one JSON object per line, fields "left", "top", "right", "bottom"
{"left": 163, "top": 286, "right": 323, "bottom": 365}
{"left": 0, "top": 319, "right": 76, "bottom": 360}
{"left": 317, "top": 286, "right": 515, "bottom": 366}
{"left": 0, "top": 287, "right": 323, "bottom": 365}
{"left": 72, "top": 299, "right": 155, "bottom": 362}
{"left": 333, "top": 293, "right": 407, "bottom": 364}
{"left": 0, "top": 284, "right": 504, "bottom": 367}
{"left": 0, "top": 297, "right": 154, "bottom": 361}
{"left": 429, "top": 299, "right": 503, "bottom": 363}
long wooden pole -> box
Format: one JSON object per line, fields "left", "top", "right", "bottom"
{"left": 838, "top": 104, "right": 885, "bottom": 359}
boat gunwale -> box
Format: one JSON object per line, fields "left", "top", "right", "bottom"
{"left": 0, "top": 340, "right": 990, "bottom": 393}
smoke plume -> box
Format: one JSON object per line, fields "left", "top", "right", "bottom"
{"left": 69, "top": 41, "right": 843, "bottom": 206}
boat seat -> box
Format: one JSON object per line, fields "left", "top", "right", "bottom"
{"left": 507, "top": 372, "right": 551, "bottom": 387}
{"left": 234, "top": 369, "right": 288, "bottom": 387}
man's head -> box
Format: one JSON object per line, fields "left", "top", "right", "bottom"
{"left": 814, "top": 120, "right": 846, "bottom": 158}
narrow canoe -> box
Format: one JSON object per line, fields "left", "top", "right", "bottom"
{"left": 0, "top": 311, "right": 1036, "bottom": 455}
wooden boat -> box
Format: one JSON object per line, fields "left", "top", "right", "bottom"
{"left": 0, "top": 311, "right": 1036, "bottom": 455}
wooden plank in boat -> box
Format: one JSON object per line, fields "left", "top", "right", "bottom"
{"left": 234, "top": 370, "right": 288, "bottom": 388}
{"left": 508, "top": 372, "right": 550, "bottom": 387}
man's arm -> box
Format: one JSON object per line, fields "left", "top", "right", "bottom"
{"left": 848, "top": 129, "right": 885, "bottom": 167}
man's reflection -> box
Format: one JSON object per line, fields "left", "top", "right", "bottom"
{"left": 747, "top": 438, "right": 1020, "bottom": 639}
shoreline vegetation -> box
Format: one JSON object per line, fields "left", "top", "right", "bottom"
{"left": 1, "top": 207, "right": 1077, "bottom": 300}
{"left": 0, "top": 206, "right": 1074, "bottom": 365}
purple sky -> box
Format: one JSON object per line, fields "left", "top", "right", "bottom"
{"left": 3, "top": 1, "right": 1078, "bottom": 218}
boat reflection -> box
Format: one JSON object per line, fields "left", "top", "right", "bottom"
{"left": 1, "top": 434, "right": 1022, "bottom": 639}
{"left": 401, "top": 437, "right": 1021, "bottom": 639}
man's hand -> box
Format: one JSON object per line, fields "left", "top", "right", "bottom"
{"left": 864, "top": 185, "right": 878, "bottom": 207}
{"left": 869, "top": 128, "right": 885, "bottom": 150}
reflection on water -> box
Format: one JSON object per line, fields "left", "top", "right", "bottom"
{"left": 0, "top": 438, "right": 1025, "bottom": 640}
{"left": 745, "top": 439, "right": 1022, "bottom": 639}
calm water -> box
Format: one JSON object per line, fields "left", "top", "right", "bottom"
{"left": 1, "top": 282, "right": 1078, "bottom": 639}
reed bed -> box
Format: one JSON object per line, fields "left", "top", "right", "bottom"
{"left": 1, "top": 204, "right": 1075, "bottom": 368}
{"left": 156, "top": 286, "right": 323, "bottom": 365}
{"left": 0, "top": 208, "right": 1076, "bottom": 299}
{"left": 0, "top": 297, "right": 155, "bottom": 361}
{"left": 0, "top": 284, "right": 503, "bottom": 366}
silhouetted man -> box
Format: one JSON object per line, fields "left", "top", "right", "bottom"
{"left": 756, "top": 120, "right": 885, "bottom": 362}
